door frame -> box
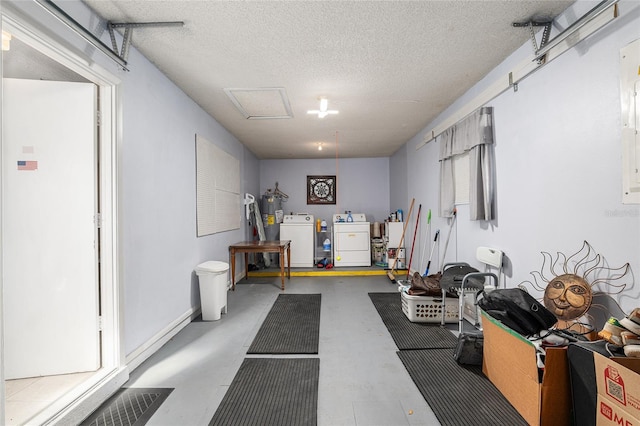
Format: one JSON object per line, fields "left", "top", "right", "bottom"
{"left": 1, "top": 7, "right": 127, "bottom": 424}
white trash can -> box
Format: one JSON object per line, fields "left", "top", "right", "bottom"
{"left": 195, "top": 261, "right": 229, "bottom": 321}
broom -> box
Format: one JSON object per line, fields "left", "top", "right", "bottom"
{"left": 424, "top": 229, "right": 440, "bottom": 276}
{"left": 419, "top": 209, "right": 432, "bottom": 274}
{"left": 405, "top": 204, "right": 422, "bottom": 281}
{"left": 387, "top": 198, "right": 415, "bottom": 283}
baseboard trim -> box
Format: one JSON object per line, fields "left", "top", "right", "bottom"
{"left": 39, "top": 307, "right": 199, "bottom": 425}
{"left": 125, "top": 307, "right": 200, "bottom": 372}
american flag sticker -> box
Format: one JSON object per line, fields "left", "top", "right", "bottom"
{"left": 17, "top": 160, "right": 38, "bottom": 171}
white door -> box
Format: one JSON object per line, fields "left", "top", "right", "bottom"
{"left": 2, "top": 78, "right": 100, "bottom": 379}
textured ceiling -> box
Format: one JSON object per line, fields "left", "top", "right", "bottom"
{"left": 80, "top": 0, "right": 575, "bottom": 159}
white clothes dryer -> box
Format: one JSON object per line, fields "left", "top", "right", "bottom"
{"left": 333, "top": 213, "right": 371, "bottom": 267}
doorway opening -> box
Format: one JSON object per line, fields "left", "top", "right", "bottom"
{"left": 1, "top": 13, "right": 123, "bottom": 426}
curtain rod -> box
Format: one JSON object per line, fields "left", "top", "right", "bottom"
{"left": 34, "top": 0, "right": 128, "bottom": 70}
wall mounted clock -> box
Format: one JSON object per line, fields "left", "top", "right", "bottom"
{"left": 307, "top": 175, "right": 336, "bottom": 205}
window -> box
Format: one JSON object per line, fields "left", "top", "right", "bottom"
{"left": 439, "top": 107, "right": 494, "bottom": 220}
{"left": 453, "top": 151, "right": 470, "bottom": 205}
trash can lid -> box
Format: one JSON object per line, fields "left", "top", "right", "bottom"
{"left": 195, "top": 260, "right": 229, "bottom": 273}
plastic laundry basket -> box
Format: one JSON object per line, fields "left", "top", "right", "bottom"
{"left": 195, "top": 261, "right": 229, "bottom": 321}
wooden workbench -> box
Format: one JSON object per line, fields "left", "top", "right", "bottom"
{"left": 228, "top": 240, "right": 291, "bottom": 290}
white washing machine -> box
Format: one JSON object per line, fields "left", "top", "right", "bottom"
{"left": 333, "top": 213, "right": 371, "bottom": 267}
{"left": 280, "top": 214, "right": 315, "bottom": 267}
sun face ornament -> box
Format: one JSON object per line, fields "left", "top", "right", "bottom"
{"left": 543, "top": 273, "right": 593, "bottom": 321}
{"left": 521, "top": 241, "right": 630, "bottom": 325}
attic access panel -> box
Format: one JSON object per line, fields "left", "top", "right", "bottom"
{"left": 224, "top": 87, "right": 293, "bottom": 119}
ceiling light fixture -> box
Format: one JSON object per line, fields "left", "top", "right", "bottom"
{"left": 2, "top": 30, "right": 12, "bottom": 51}
{"left": 307, "top": 97, "right": 339, "bottom": 119}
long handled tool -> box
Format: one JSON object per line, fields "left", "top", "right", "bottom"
{"left": 419, "top": 209, "right": 432, "bottom": 274}
{"left": 387, "top": 198, "right": 415, "bottom": 283}
{"left": 424, "top": 229, "right": 440, "bottom": 276}
{"left": 405, "top": 204, "right": 422, "bottom": 281}
{"left": 439, "top": 207, "right": 457, "bottom": 272}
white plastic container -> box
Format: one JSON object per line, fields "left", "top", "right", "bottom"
{"left": 195, "top": 261, "right": 229, "bottom": 321}
{"left": 401, "top": 291, "right": 459, "bottom": 323}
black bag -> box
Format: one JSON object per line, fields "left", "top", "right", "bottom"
{"left": 454, "top": 331, "right": 484, "bottom": 365}
{"left": 477, "top": 288, "right": 557, "bottom": 336}
{"left": 440, "top": 264, "right": 483, "bottom": 293}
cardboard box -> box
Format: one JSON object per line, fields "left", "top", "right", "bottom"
{"left": 594, "top": 351, "right": 640, "bottom": 425}
{"left": 481, "top": 311, "right": 571, "bottom": 426}
{"left": 567, "top": 341, "right": 612, "bottom": 426}
{"left": 597, "top": 395, "right": 639, "bottom": 426}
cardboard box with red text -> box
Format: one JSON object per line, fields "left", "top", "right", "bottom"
{"left": 594, "top": 352, "right": 640, "bottom": 425}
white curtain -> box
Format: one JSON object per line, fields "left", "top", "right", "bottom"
{"left": 438, "top": 127, "right": 456, "bottom": 218}
{"left": 439, "top": 107, "right": 495, "bottom": 220}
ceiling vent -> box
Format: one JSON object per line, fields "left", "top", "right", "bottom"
{"left": 224, "top": 87, "right": 293, "bottom": 119}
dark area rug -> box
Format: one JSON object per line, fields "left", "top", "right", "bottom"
{"left": 209, "top": 358, "right": 319, "bottom": 426}
{"left": 248, "top": 293, "right": 321, "bottom": 354}
{"left": 398, "top": 349, "right": 527, "bottom": 426}
{"left": 368, "top": 292, "right": 458, "bottom": 350}
{"left": 80, "top": 388, "right": 173, "bottom": 426}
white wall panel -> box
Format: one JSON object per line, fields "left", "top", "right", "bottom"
{"left": 196, "top": 134, "right": 240, "bottom": 236}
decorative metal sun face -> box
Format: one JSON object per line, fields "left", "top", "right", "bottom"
{"left": 521, "top": 241, "right": 630, "bottom": 324}
{"left": 543, "top": 273, "right": 593, "bottom": 320}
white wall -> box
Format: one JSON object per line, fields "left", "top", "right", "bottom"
{"left": 399, "top": 0, "right": 640, "bottom": 313}
{"left": 1, "top": 0, "right": 258, "bottom": 357}
{"left": 260, "top": 157, "right": 391, "bottom": 223}
{"left": 395, "top": 132, "right": 441, "bottom": 275}
{"left": 389, "top": 143, "right": 408, "bottom": 217}
{"left": 121, "top": 46, "right": 252, "bottom": 354}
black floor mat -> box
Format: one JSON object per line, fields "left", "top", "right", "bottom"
{"left": 369, "top": 292, "right": 458, "bottom": 350}
{"left": 398, "top": 349, "right": 527, "bottom": 426}
{"left": 248, "top": 293, "right": 321, "bottom": 354}
{"left": 80, "top": 388, "right": 173, "bottom": 426}
{"left": 209, "top": 358, "right": 319, "bottom": 426}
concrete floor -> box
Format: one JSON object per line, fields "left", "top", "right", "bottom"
{"left": 124, "top": 275, "right": 451, "bottom": 426}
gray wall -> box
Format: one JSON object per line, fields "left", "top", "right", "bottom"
{"left": 260, "top": 157, "right": 391, "bottom": 224}
{"left": 121, "top": 46, "right": 254, "bottom": 353}
{"left": 389, "top": 143, "right": 409, "bottom": 222}
{"left": 397, "top": 0, "right": 640, "bottom": 313}
{"left": 1, "top": 0, "right": 259, "bottom": 356}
